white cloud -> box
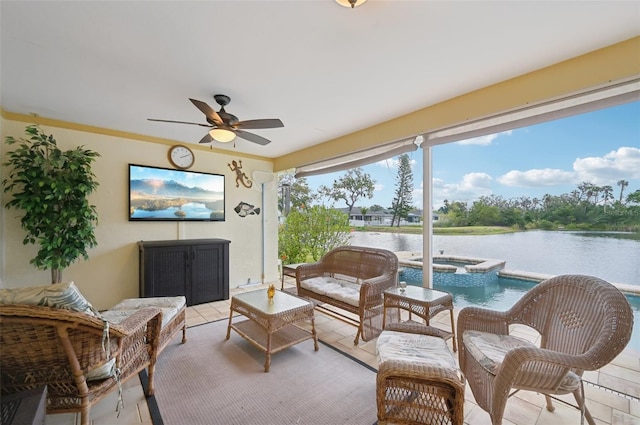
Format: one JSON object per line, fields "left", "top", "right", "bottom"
{"left": 375, "top": 156, "right": 417, "bottom": 169}
{"left": 573, "top": 146, "right": 640, "bottom": 184}
{"left": 495, "top": 147, "right": 640, "bottom": 189}
{"left": 456, "top": 130, "right": 513, "bottom": 146}
{"left": 432, "top": 172, "right": 493, "bottom": 208}
{"left": 374, "top": 183, "right": 384, "bottom": 192}
{"left": 497, "top": 168, "right": 576, "bottom": 187}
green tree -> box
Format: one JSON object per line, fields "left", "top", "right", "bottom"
{"left": 446, "top": 201, "right": 469, "bottom": 226}
{"left": 278, "top": 206, "right": 350, "bottom": 264}
{"left": 468, "top": 201, "right": 501, "bottom": 226}
{"left": 627, "top": 189, "right": 640, "bottom": 205}
{"left": 277, "top": 171, "right": 317, "bottom": 213}
{"left": 319, "top": 168, "right": 375, "bottom": 216}
{"left": 2, "top": 125, "right": 100, "bottom": 283}
{"left": 389, "top": 154, "right": 414, "bottom": 227}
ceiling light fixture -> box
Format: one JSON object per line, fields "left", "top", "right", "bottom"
{"left": 336, "top": 0, "right": 368, "bottom": 9}
{"left": 209, "top": 128, "right": 236, "bottom": 143}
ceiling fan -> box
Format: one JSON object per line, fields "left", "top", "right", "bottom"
{"left": 148, "top": 95, "right": 284, "bottom": 146}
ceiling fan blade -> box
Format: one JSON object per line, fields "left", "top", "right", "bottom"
{"left": 189, "top": 98, "right": 223, "bottom": 125}
{"left": 235, "top": 118, "right": 284, "bottom": 130}
{"left": 234, "top": 129, "right": 272, "bottom": 146}
{"left": 148, "top": 118, "right": 211, "bottom": 127}
{"left": 198, "top": 133, "right": 213, "bottom": 144}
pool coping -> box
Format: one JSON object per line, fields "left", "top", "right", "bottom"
{"left": 395, "top": 252, "right": 640, "bottom": 296}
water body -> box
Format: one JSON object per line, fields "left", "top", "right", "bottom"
{"left": 350, "top": 230, "right": 640, "bottom": 286}
{"left": 351, "top": 229, "right": 640, "bottom": 350}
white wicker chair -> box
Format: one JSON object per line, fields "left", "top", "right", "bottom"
{"left": 457, "top": 274, "right": 633, "bottom": 425}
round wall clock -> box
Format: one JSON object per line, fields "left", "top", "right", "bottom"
{"left": 168, "top": 145, "right": 195, "bottom": 169}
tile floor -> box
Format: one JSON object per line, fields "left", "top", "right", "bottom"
{"left": 47, "top": 279, "right": 640, "bottom": 425}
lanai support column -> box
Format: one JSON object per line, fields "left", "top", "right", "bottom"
{"left": 422, "top": 146, "right": 433, "bottom": 288}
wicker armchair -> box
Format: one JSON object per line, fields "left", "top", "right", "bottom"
{"left": 0, "top": 304, "right": 162, "bottom": 425}
{"left": 296, "top": 246, "right": 399, "bottom": 344}
{"left": 457, "top": 274, "right": 633, "bottom": 425}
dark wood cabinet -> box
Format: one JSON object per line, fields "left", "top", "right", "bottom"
{"left": 138, "top": 239, "right": 230, "bottom": 306}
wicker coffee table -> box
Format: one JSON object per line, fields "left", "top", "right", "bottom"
{"left": 226, "top": 288, "right": 318, "bottom": 372}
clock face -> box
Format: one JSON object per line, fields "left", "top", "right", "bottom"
{"left": 168, "top": 145, "right": 195, "bottom": 169}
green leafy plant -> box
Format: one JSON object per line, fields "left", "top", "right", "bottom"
{"left": 278, "top": 205, "right": 350, "bottom": 264}
{"left": 2, "top": 125, "right": 100, "bottom": 283}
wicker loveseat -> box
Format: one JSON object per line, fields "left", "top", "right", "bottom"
{"left": 0, "top": 282, "right": 186, "bottom": 424}
{"left": 296, "top": 246, "right": 399, "bottom": 344}
{"left": 0, "top": 285, "right": 162, "bottom": 425}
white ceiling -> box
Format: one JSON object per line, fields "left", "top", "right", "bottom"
{"left": 1, "top": 1, "right": 639, "bottom": 160}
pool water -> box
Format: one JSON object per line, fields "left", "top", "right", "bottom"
{"left": 406, "top": 276, "right": 640, "bottom": 352}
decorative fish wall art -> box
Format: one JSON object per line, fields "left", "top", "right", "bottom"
{"left": 234, "top": 201, "right": 260, "bottom": 217}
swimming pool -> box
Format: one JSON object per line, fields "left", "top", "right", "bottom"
{"left": 400, "top": 255, "right": 506, "bottom": 287}
{"left": 405, "top": 276, "right": 640, "bottom": 352}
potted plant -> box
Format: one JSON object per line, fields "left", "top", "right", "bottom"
{"left": 2, "top": 125, "right": 100, "bottom": 283}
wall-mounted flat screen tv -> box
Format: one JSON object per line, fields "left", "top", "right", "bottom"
{"left": 129, "top": 164, "right": 225, "bottom": 221}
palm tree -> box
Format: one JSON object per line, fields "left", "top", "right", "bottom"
{"left": 360, "top": 206, "right": 369, "bottom": 227}
{"left": 617, "top": 179, "right": 629, "bottom": 203}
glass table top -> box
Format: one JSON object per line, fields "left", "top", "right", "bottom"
{"left": 385, "top": 285, "right": 451, "bottom": 302}
{"left": 233, "top": 289, "right": 311, "bottom": 315}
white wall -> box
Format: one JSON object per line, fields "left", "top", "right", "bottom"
{"left": 0, "top": 118, "right": 279, "bottom": 310}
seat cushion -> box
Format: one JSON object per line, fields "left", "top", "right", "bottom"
{"left": 102, "top": 296, "right": 186, "bottom": 328}
{"left": 463, "top": 330, "right": 581, "bottom": 392}
{"left": 377, "top": 330, "right": 458, "bottom": 372}
{"left": 0, "top": 281, "right": 99, "bottom": 317}
{"left": 300, "top": 277, "right": 360, "bottom": 307}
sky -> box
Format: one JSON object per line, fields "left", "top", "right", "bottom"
{"left": 304, "top": 101, "right": 640, "bottom": 211}
{"left": 130, "top": 164, "right": 225, "bottom": 192}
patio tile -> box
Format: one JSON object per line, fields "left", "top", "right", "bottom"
{"left": 536, "top": 400, "right": 589, "bottom": 425}
{"left": 502, "top": 396, "right": 540, "bottom": 425}
{"left": 464, "top": 403, "right": 515, "bottom": 425}
{"left": 585, "top": 397, "right": 615, "bottom": 423}
{"left": 629, "top": 401, "right": 640, "bottom": 417}
{"left": 586, "top": 384, "right": 631, "bottom": 413}
{"left": 611, "top": 408, "right": 640, "bottom": 425}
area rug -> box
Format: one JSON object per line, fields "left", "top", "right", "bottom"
{"left": 142, "top": 318, "right": 378, "bottom": 425}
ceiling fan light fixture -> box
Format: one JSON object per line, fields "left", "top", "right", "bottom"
{"left": 209, "top": 128, "right": 236, "bottom": 143}
{"left": 336, "top": 0, "right": 368, "bottom": 8}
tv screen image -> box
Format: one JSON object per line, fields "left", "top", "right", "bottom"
{"left": 129, "top": 164, "right": 225, "bottom": 221}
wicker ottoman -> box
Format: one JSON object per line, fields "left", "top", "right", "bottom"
{"left": 102, "top": 296, "right": 187, "bottom": 354}
{"left": 376, "top": 327, "right": 465, "bottom": 425}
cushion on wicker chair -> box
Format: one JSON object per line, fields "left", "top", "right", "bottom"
{"left": 463, "top": 329, "right": 581, "bottom": 392}
{"left": 0, "top": 281, "right": 100, "bottom": 317}
{"left": 85, "top": 358, "right": 116, "bottom": 381}
{"left": 377, "top": 330, "right": 458, "bottom": 372}
{"left": 299, "top": 276, "right": 360, "bottom": 307}
{"left": 102, "top": 296, "right": 186, "bottom": 328}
